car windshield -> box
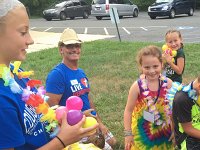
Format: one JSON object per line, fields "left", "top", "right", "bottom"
{"left": 156, "top": 0, "right": 173, "bottom": 3}
{"left": 92, "top": 0, "right": 106, "bottom": 4}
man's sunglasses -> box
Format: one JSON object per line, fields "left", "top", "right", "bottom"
{"left": 65, "top": 43, "right": 81, "bottom": 49}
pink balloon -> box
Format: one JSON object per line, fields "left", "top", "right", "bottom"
{"left": 66, "top": 96, "right": 83, "bottom": 110}
{"left": 55, "top": 106, "right": 68, "bottom": 120}
{"left": 67, "top": 110, "right": 83, "bottom": 126}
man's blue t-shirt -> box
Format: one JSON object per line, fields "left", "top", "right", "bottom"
{"left": 0, "top": 66, "right": 50, "bottom": 149}
{"left": 46, "top": 63, "right": 91, "bottom": 111}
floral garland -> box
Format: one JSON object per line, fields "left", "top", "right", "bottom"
{"left": 0, "top": 61, "right": 58, "bottom": 136}
{"left": 167, "top": 82, "right": 200, "bottom": 106}
{"left": 141, "top": 75, "right": 171, "bottom": 126}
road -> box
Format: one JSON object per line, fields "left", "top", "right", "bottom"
{"left": 30, "top": 11, "right": 200, "bottom": 43}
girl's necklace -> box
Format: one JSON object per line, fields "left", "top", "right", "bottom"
{"left": 0, "top": 62, "right": 58, "bottom": 136}
{"left": 141, "top": 75, "right": 171, "bottom": 126}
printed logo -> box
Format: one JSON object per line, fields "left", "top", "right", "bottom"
{"left": 24, "top": 105, "right": 43, "bottom": 136}
{"left": 81, "top": 78, "right": 88, "bottom": 88}
{"left": 70, "top": 79, "right": 78, "bottom": 85}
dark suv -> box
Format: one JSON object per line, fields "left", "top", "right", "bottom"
{"left": 148, "top": 0, "right": 195, "bottom": 19}
{"left": 43, "top": 0, "right": 91, "bottom": 21}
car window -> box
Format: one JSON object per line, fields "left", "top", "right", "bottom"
{"left": 109, "top": 0, "right": 117, "bottom": 4}
{"left": 55, "top": 1, "right": 68, "bottom": 7}
{"left": 80, "top": 1, "right": 88, "bottom": 5}
{"left": 73, "top": 0, "right": 81, "bottom": 6}
{"left": 122, "top": 0, "right": 131, "bottom": 4}
{"left": 117, "top": 0, "right": 125, "bottom": 4}
{"left": 92, "top": 0, "right": 106, "bottom": 4}
{"left": 156, "top": 0, "right": 173, "bottom": 2}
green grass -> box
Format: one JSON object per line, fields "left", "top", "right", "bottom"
{"left": 22, "top": 40, "right": 200, "bottom": 149}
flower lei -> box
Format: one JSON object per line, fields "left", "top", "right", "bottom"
{"left": 141, "top": 75, "right": 171, "bottom": 126}
{"left": 167, "top": 82, "right": 200, "bottom": 106}
{"left": 0, "top": 61, "right": 58, "bottom": 137}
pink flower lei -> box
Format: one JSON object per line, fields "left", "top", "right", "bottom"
{"left": 141, "top": 75, "right": 171, "bottom": 127}
{"left": 0, "top": 62, "right": 58, "bottom": 136}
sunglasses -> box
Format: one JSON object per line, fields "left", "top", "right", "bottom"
{"left": 65, "top": 43, "right": 81, "bottom": 49}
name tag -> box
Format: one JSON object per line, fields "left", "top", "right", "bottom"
{"left": 143, "top": 110, "right": 154, "bottom": 123}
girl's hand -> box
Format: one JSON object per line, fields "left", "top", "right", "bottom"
{"left": 125, "top": 136, "right": 134, "bottom": 150}
{"left": 168, "top": 132, "right": 176, "bottom": 147}
{"left": 163, "top": 53, "right": 173, "bottom": 64}
{"left": 57, "top": 112, "right": 99, "bottom": 146}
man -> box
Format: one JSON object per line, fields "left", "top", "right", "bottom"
{"left": 45, "top": 28, "right": 116, "bottom": 149}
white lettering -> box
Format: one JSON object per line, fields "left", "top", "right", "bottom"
{"left": 71, "top": 83, "right": 83, "bottom": 92}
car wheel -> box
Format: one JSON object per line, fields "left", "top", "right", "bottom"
{"left": 188, "top": 7, "right": 194, "bottom": 16}
{"left": 96, "top": 16, "right": 102, "bottom": 20}
{"left": 46, "top": 18, "right": 52, "bottom": 21}
{"left": 133, "top": 9, "right": 138, "bottom": 17}
{"left": 150, "top": 15, "right": 156, "bottom": 19}
{"left": 169, "top": 9, "right": 175, "bottom": 19}
{"left": 83, "top": 11, "right": 89, "bottom": 19}
{"left": 60, "top": 11, "right": 66, "bottom": 20}
{"left": 70, "top": 17, "right": 75, "bottom": 20}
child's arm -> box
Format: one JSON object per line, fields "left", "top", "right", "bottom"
{"left": 124, "top": 81, "right": 139, "bottom": 150}
{"left": 181, "top": 122, "right": 200, "bottom": 139}
{"left": 164, "top": 54, "right": 185, "bottom": 75}
{"left": 166, "top": 78, "right": 176, "bottom": 145}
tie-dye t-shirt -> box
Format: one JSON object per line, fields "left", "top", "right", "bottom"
{"left": 131, "top": 79, "right": 173, "bottom": 150}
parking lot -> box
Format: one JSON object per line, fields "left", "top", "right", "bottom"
{"left": 30, "top": 11, "right": 200, "bottom": 43}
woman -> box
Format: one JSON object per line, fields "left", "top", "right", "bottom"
{"left": 0, "top": 0, "right": 98, "bottom": 149}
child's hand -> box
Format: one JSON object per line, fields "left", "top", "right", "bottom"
{"left": 168, "top": 132, "right": 176, "bottom": 147}
{"left": 125, "top": 136, "right": 134, "bottom": 150}
{"left": 163, "top": 53, "right": 173, "bottom": 64}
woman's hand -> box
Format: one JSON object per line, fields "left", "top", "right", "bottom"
{"left": 57, "top": 112, "right": 99, "bottom": 146}
{"left": 125, "top": 135, "right": 134, "bottom": 150}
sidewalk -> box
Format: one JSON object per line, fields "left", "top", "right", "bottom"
{"left": 28, "top": 31, "right": 115, "bottom": 53}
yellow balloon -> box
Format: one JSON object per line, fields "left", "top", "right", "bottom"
{"left": 82, "top": 117, "right": 97, "bottom": 134}
{"left": 197, "top": 96, "right": 200, "bottom": 106}
{"left": 162, "top": 44, "right": 168, "bottom": 51}
{"left": 172, "top": 50, "right": 177, "bottom": 57}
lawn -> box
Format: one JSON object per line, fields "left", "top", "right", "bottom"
{"left": 22, "top": 40, "right": 200, "bottom": 149}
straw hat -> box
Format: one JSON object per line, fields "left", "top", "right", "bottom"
{"left": 59, "top": 28, "right": 82, "bottom": 45}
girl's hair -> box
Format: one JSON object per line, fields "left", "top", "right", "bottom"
{"left": 198, "top": 75, "right": 200, "bottom": 83}
{"left": 0, "top": 0, "right": 24, "bottom": 33}
{"left": 165, "top": 29, "right": 183, "bottom": 47}
{"left": 137, "top": 45, "right": 162, "bottom": 66}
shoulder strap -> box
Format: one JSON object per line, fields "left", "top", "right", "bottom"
{"left": 176, "top": 132, "right": 187, "bottom": 148}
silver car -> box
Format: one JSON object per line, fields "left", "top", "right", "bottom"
{"left": 91, "top": 0, "right": 139, "bottom": 20}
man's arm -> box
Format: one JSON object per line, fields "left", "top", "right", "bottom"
{"left": 46, "top": 93, "right": 62, "bottom": 106}
{"left": 88, "top": 94, "right": 103, "bottom": 124}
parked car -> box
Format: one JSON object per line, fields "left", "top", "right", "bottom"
{"left": 43, "top": 0, "right": 91, "bottom": 21}
{"left": 148, "top": 0, "right": 195, "bottom": 19}
{"left": 91, "top": 0, "right": 139, "bottom": 20}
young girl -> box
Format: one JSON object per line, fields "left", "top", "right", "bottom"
{"left": 163, "top": 29, "right": 185, "bottom": 83}
{"left": 0, "top": 0, "right": 97, "bottom": 149}
{"left": 124, "top": 45, "right": 173, "bottom": 150}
